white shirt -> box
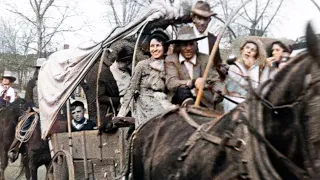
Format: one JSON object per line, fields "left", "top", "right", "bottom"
{"left": 110, "top": 61, "right": 131, "bottom": 96}
{"left": 0, "top": 85, "right": 15, "bottom": 103}
{"left": 179, "top": 53, "right": 197, "bottom": 79}
{"left": 193, "top": 26, "right": 209, "bottom": 55}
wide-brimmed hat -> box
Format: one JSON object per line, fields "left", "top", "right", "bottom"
{"left": 166, "top": 26, "right": 206, "bottom": 44}
{"left": 191, "top": 1, "right": 217, "bottom": 18}
{"left": 33, "top": 58, "right": 47, "bottom": 68}
{"left": 2, "top": 70, "right": 16, "bottom": 83}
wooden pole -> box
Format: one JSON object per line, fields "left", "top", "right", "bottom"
{"left": 96, "top": 49, "right": 107, "bottom": 161}
{"left": 194, "top": 0, "right": 253, "bottom": 106}
{"left": 66, "top": 99, "right": 73, "bottom": 157}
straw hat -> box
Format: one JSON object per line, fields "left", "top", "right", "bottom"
{"left": 191, "top": 1, "right": 217, "bottom": 18}
{"left": 2, "top": 70, "right": 16, "bottom": 83}
{"left": 34, "top": 58, "right": 47, "bottom": 68}
{"left": 166, "top": 26, "right": 206, "bottom": 44}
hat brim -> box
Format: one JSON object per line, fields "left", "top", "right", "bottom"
{"left": 192, "top": 9, "right": 217, "bottom": 18}
{"left": 2, "top": 76, "right": 16, "bottom": 83}
{"left": 166, "top": 36, "right": 207, "bottom": 44}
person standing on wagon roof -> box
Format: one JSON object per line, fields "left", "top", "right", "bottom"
{"left": 0, "top": 71, "right": 16, "bottom": 108}
{"left": 191, "top": 1, "right": 223, "bottom": 71}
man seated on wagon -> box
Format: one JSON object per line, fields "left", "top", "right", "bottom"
{"left": 70, "top": 100, "right": 96, "bottom": 132}
{"left": 165, "top": 26, "right": 223, "bottom": 110}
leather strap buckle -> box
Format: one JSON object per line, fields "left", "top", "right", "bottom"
{"left": 234, "top": 138, "right": 246, "bottom": 151}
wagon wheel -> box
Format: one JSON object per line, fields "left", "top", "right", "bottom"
{"left": 46, "top": 150, "right": 75, "bottom": 180}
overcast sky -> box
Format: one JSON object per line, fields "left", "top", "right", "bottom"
{"left": 1, "top": 0, "right": 320, "bottom": 49}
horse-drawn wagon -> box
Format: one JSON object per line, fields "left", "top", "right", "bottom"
{"left": 36, "top": 3, "right": 185, "bottom": 180}
{"left": 46, "top": 128, "right": 127, "bottom": 179}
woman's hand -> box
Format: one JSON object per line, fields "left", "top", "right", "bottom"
{"left": 153, "top": 92, "right": 167, "bottom": 100}
{"left": 267, "top": 57, "right": 279, "bottom": 67}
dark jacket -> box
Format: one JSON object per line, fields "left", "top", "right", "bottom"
{"left": 25, "top": 78, "right": 37, "bottom": 108}
{"left": 98, "top": 68, "right": 121, "bottom": 113}
{"left": 71, "top": 119, "right": 96, "bottom": 132}
{"left": 208, "top": 32, "right": 222, "bottom": 67}
{"left": 208, "top": 32, "right": 226, "bottom": 80}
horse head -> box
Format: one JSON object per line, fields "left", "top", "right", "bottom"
{"left": 257, "top": 22, "right": 320, "bottom": 179}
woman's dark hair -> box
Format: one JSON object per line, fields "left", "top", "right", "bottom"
{"left": 148, "top": 29, "right": 170, "bottom": 55}
{"left": 240, "top": 40, "right": 259, "bottom": 59}
{"left": 268, "top": 41, "right": 292, "bottom": 57}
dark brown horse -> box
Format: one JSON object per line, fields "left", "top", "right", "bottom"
{"left": 0, "top": 96, "right": 51, "bottom": 180}
{"left": 15, "top": 115, "right": 51, "bottom": 180}
{"left": 129, "top": 23, "right": 320, "bottom": 180}
{"left": 0, "top": 98, "right": 26, "bottom": 180}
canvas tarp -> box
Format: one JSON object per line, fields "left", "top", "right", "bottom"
{"left": 38, "top": 0, "right": 179, "bottom": 138}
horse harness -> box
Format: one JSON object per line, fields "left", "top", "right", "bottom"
{"left": 246, "top": 64, "right": 320, "bottom": 179}
{"left": 176, "top": 84, "right": 319, "bottom": 180}
{"left": 176, "top": 106, "right": 251, "bottom": 179}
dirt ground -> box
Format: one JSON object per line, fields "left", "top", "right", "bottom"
{"left": 4, "top": 156, "right": 46, "bottom": 180}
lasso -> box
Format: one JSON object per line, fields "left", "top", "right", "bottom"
{"left": 15, "top": 112, "right": 39, "bottom": 143}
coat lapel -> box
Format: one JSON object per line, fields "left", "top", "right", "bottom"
{"left": 208, "top": 33, "right": 216, "bottom": 54}
{"left": 180, "top": 63, "right": 191, "bottom": 79}
{"left": 193, "top": 62, "right": 201, "bottom": 79}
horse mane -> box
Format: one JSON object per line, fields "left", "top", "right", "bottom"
{"left": 6, "top": 98, "right": 26, "bottom": 112}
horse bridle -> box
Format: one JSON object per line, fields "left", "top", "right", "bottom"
{"left": 246, "top": 60, "right": 320, "bottom": 179}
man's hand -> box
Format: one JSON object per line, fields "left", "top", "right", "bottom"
{"left": 147, "top": 0, "right": 179, "bottom": 21}
{"left": 195, "top": 77, "right": 205, "bottom": 89}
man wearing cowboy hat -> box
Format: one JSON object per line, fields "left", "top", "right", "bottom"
{"left": 8, "top": 58, "right": 46, "bottom": 161}
{"left": 191, "top": 1, "right": 222, "bottom": 64}
{"left": 0, "top": 70, "right": 17, "bottom": 107}
{"left": 25, "top": 58, "right": 47, "bottom": 111}
{"left": 165, "top": 26, "right": 223, "bottom": 109}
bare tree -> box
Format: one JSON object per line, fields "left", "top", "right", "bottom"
{"left": 6, "top": 0, "right": 83, "bottom": 58}
{"left": 213, "top": 0, "right": 285, "bottom": 37}
{"left": 0, "top": 18, "right": 36, "bottom": 89}
{"left": 103, "top": 0, "right": 145, "bottom": 26}
{"left": 103, "top": 0, "right": 181, "bottom": 27}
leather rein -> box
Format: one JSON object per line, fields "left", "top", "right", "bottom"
{"left": 177, "top": 71, "right": 320, "bottom": 179}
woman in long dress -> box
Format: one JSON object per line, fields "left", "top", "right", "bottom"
{"left": 223, "top": 38, "right": 273, "bottom": 112}
{"left": 117, "top": 29, "right": 175, "bottom": 127}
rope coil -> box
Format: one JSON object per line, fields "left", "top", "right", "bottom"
{"left": 15, "top": 112, "right": 39, "bottom": 143}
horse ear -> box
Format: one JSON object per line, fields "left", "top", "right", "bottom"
{"left": 306, "top": 22, "right": 320, "bottom": 60}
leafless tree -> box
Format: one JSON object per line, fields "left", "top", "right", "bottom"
{"left": 0, "top": 18, "right": 36, "bottom": 89}
{"left": 103, "top": 0, "right": 145, "bottom": 26}
{"left": 6, "top": 0, "right": 84, "bottom": 58}
{"left": 102, "top": 0, "right": 181, "bottom": 27}
{"left": 213, "top": 0, "right": 285, "bottom": 37}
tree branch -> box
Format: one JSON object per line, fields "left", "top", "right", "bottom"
{"left": 262, "top": 0, "right": 284, "bottom": 35}
{"left": 241, "top": 0, "right": 253, "bottom": 22}
{"left": 310, "top": 0, "right": 320, "bottom": 12}
{"left": 256, "top": 0, "right": 270, "bottom": 22}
